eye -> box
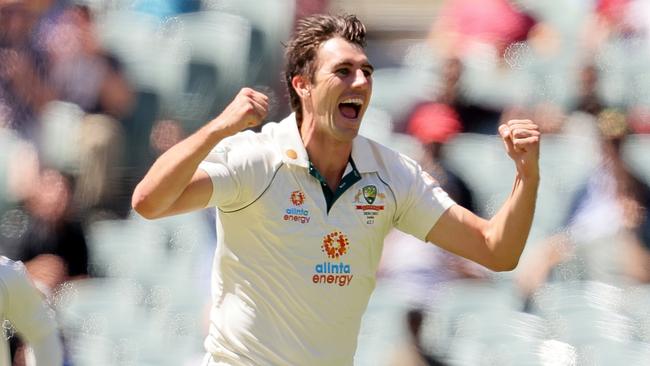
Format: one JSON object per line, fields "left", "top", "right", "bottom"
{"left": 336, "top": 68, "right": 350, "bottom": 76}
{"left": 362, "top": 68, "right": 373, "bottom": 77}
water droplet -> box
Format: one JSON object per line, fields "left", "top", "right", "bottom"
{"left": 504, "top": 41, "right": 531, "bottom": 70}
{"left": 0, "top": 208, "right": 29, "bottom": 239}
{"left": 3, "top": 320, "right": 15, "bottom": 340}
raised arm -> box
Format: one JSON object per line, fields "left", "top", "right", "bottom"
{"left": 426, "top": 119, "right": 540, "bottom": 271}
{"left": 131, "top": 88, "right": 268, "bottom": 219}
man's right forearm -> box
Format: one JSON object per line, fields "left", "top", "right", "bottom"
{"left": 131, "top": 120, "right": 228, "bottom": 218}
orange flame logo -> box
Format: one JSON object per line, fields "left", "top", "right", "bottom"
{"left": 290, "top": 190, "right": 305, "bottom": 206}
{"left": 321, "top": 231, "right": 349, "bottom": 259}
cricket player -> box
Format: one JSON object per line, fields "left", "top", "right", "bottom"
{"left": 132, "top": 14, "right": 540, "bottom": 365}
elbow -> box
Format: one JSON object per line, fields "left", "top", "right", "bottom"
{"left": 481, "top": 230, "right": 523, "bottom": 272}
{"left": 488, "top": 258, "right": 520, "bottom": 272}
{"left": 486, "top": 244, "right": 521, "bottom": 272}
{"left": 131, "top": 190, "right": 162, "bottom": 220}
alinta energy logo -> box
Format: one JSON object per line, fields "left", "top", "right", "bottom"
{"left": 283, "top": 190, "right": 310, "bottom": 224}
{"left": 290, "top": 190, "right": 305, "bottom": 206}
{"left": 312, "top": 231, "right": 353, "bottom": 287}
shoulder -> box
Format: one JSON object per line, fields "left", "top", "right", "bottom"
{"left": 0, "top": 257, "right": 30, "bottom": 300}
{"left": 0, "top": 256, "right": 28, "bottom": 284}
{"left": 208, "top": 123, "right": 282, "bottom": 168}
{"left": 356, "top": 136, "right": 425, "bottom": 183}
{"left": 217, "top": 127, "right": 275, "bottom": 155}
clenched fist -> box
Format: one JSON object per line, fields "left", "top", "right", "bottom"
{"left": 498, "top": 119, "right": 540, "bottom": 180}
{"left": 211, "top": 87, "right": 269, "bottom": 137}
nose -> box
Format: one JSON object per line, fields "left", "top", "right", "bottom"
{"left": 351, "top": 69, "right": 370, "bottom": 89}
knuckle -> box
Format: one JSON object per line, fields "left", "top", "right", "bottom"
{"left": 243, "top": 103, "right": 255, "bottom": 113}
{"left": 240, "top": 87, "right": 254, "bottom": 97}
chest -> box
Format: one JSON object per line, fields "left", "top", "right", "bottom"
{"left": 262, "top": 168, "right": 394, "bottom": 234}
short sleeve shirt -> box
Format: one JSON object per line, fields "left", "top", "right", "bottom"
{"left": 199, "top": 114, "right": 455, "bottom": 366}
{"left": 0, "top": 257, "right": 63, "bottom": 366}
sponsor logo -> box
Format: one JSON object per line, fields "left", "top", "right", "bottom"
{"left": 290, "top": 190, "right": 305, "bottom": 206}
{"left": 353, "top": 185, "right": 386, "bottom": 224}
{"left": 283, "top": 190, "right": 310, "bottom": 224}
{"left": 321, "top": 231, "right": 349, "bottom": 259}
{"left": 312, "top": 231, "right": 353, "bottom": 286}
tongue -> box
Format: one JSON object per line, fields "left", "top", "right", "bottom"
{"left": 339, "top": 104, "right": 357, "bottom": 119}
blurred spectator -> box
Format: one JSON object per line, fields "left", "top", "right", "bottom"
{"left": 0, "top": 0, "right": 59, "bottom": 141}
{"left": 73, "top": 113, "right": 126, "bottom": 216}
{"left": 574, "top": 63, "right": 605, "bottom": 117}
{"left": 387, "top": 309, "right": 446, "bottom": 366}
{"left": 517, "top": 109, "right": 650, "bottom": 296}
{"left": 403, "top": 56, "right": 462, "bottom": 132}
{"left": 399, "top": 57, "right": 473, "bottom": 135}
{"left": 596, "top": 0, "right": 632, "bottom": 34}
{"left": 37, "top": 5, "right": 133, "bottom": 215}
{"left": 429, "top": 0, "right": 535, "bottom": 60}
{"left": 0, "top": 168, "right": 88, "bottom": 295}
{"left": 406, "top": 56, "right": 508, "bottom": 135}
{"left": 1, "top": 0, "right": 132, "bottom": 219}
{"left": 405, "top": 59, "right": 473, "bottom": 210}
{"left": 0, "top": 47, "right": 54, "bottom": 142}
{"left": 558, "top": 62, "right": 606, "bottom": 136}
{"left": 44, "top": 5, "right": 134, "bottom": 119}
{"left": 378, "top": 75, "right": 488, "bottom": 307}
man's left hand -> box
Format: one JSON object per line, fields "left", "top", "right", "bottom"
{"left": 498, "top": 119, "right": 540, "bottom": 180}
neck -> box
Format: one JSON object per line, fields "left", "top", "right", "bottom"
{"left": 300, "top": 116, "right": 352, "bottom": 190}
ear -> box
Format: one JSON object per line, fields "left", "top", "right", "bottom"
{"left": 291, "top": 75, "right": 311, "bottom": 98}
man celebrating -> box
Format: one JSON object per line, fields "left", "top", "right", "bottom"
{"left": 132, "top": 14, "right": 540, "bottom": 366}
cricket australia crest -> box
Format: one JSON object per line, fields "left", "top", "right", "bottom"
{"left": 353, "top": 184, "right": 386, "bottom": 224}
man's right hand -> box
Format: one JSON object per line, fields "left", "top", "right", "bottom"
{"left": 210, "top": 87, "right": 269, "bottom": 137}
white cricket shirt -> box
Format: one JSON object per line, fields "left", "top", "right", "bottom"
{"left": 199, "top": 114, "right": 455, "bottom": 365}
{"left": 0, "top": 257, "right": 63, "bottom": 366}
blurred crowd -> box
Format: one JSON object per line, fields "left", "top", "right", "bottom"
{"left": 1, "top": 0, "right": 650, "bottom": 365}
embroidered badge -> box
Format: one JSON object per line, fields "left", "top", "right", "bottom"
{"left": 353, "top": 185, "right": 386, "bottom": 224}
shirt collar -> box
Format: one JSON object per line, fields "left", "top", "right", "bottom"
{"left": 272, "top": 113, "right": 310, "bottom": 168}
{"left": 351, "top": 134, "right": 380, "bottom": 173}
{"left": 271, "top": 113, "right": 380, "bottom": 173}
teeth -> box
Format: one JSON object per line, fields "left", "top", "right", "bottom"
{"left": 341, "top": 98, "right": 363, "bottom": 106}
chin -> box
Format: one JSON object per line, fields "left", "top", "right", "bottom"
{"left": 334, "top": 127, "right": 360, "bottom": 142}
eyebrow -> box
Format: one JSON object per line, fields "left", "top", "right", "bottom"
{"left": 333, "top": 61, "right": 375, "bottom": 72}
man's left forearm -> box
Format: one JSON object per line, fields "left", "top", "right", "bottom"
{"left": 485, "top": 173, "right": 539, "bottom": 270}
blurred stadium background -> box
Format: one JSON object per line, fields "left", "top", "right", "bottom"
{"left": 2, "top": 0, "right": 650, "bottom": 364}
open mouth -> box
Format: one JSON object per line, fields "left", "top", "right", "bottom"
{"left": 338, "top": 98, "right": 363, "bottom": 119}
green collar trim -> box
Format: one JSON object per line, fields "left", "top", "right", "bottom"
{"left": 309, "top": 157, "right": 361, "bottom": 213}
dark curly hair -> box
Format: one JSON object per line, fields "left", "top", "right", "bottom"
{"left": 284, "top": 14, "right": 367, "bottom": 123}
